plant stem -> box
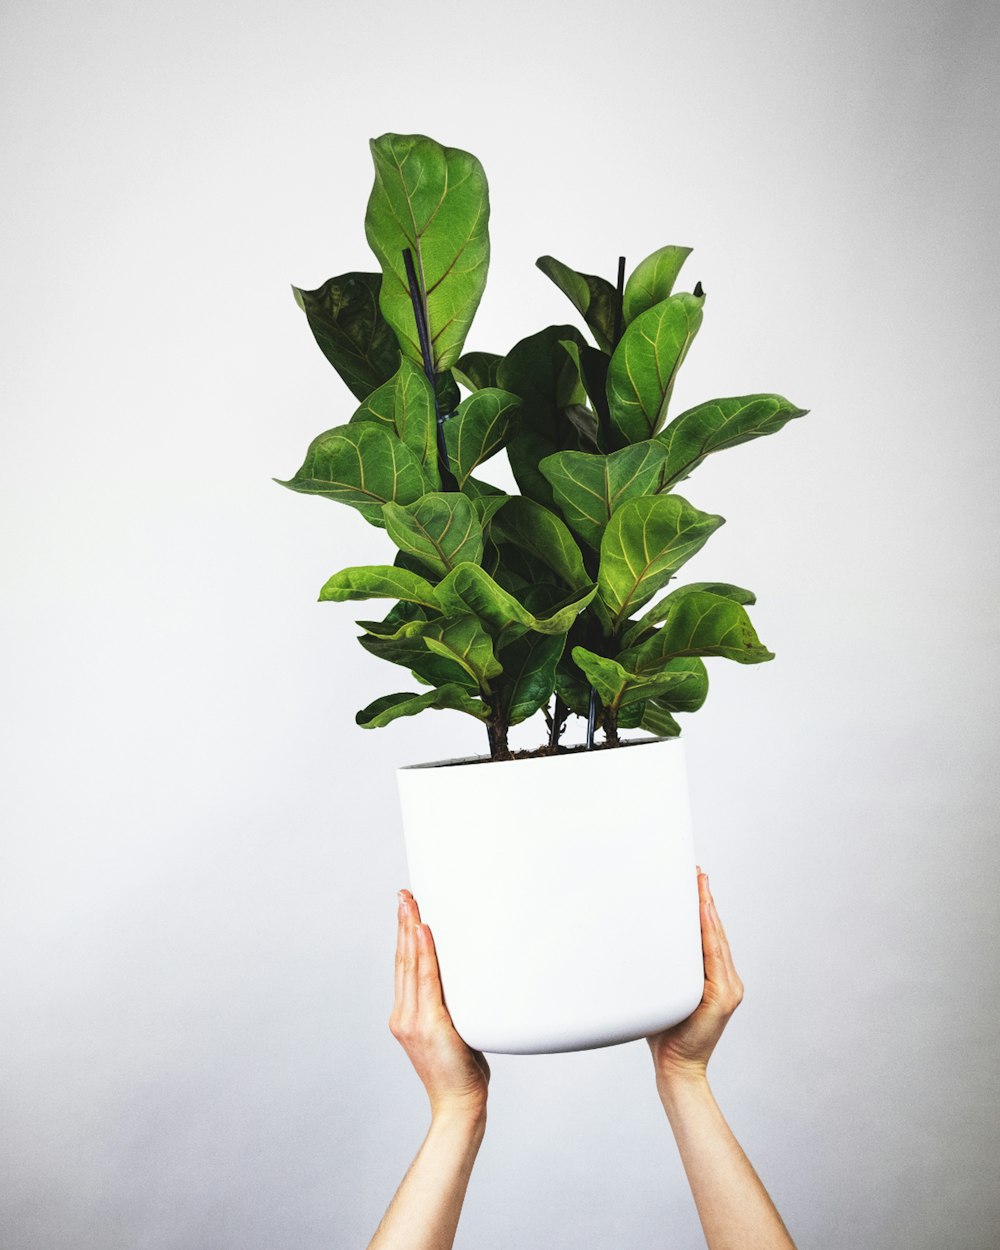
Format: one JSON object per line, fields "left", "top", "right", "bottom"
{"left": 604, "top": 709, "right": 620, "bottom": 746}
{"left": 488, "top": 710, "right": 511, "bottom": 761}
{"left": 548, "top": 695, "right": 568, "bottom": 749}
{"left": 402, "top": 247, "right": 458, "bottom": 492}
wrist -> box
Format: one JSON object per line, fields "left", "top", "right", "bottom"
{"left": 655, "top": 1063, "right": 711, "bottom": 1103}
{"left": 429, "top": 1098, "right": 488, "bottom": 1135}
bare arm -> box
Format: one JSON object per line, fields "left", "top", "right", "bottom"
{"left": 366, "top": 890, "right": 490, "bottom": 1250}
{"left": 647, "top": 871, "right": 797, "bottom": 1250}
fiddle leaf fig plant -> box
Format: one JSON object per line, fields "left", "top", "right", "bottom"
{"left": 277, "top": 131, "right": 808, "bottom": 760}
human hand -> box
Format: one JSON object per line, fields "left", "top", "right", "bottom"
{"left": 647, "top": 869, "right": 744, "bottom": 1088}
{"left": 389, "top": 889, "right": 491, "bottom": 1122}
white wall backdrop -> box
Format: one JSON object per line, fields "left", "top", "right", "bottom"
{"left": 2, "top": 1, "right": 998, "bottom": 1247}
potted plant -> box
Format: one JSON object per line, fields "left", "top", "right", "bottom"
{"left": 277, "top": 132, "right": 807, "bottom": 1054}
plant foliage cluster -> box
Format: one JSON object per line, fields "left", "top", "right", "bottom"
{"left": 278, "top": 133, "right": 807, "bottom": 758}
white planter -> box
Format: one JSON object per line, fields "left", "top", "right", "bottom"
{"left": 396, "top": 736, "right": 704, "bottom": 1055}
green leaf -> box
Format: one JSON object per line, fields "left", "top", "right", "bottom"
{"left": 598, "top": 495, "right": 725, "bottom": 629}
{"left": 496, "top": 633, "right": 565, "bottom": 725}
{"left": 318, "top": 565, "right": 439, "bottom": 608}
{"left": 657, "top": 395, "right": 809, "bottom": 490}
{"left": 488, "top": 497, "right": 590, "bottom": 591}
{"left": 620, "top": 591, "right": 774, "bottom": 667}
{"left": 611, "top": 653, "right": 709, "bottom": 711}
{"left": 607, "top": 292, "right": 705, "bottom": 444}
{"left": 355, "top": 600, "right": 430, "bottom": 639}
{"left": 435, "top": 370, "right": 461, "bottom": 416}
{"left": 275, "top": 422, "right": 430, "bottom": 525}
{"left": 436, "top": 563, "right": 595, "bottom": 637}
{"left": 443, "top": 387, "right": 521, "bottom": 488}
{"left": 469, "top": 492, "right": 510, "bottom": 527}
{"left": 539, "top": 440, "right": 669, "bottom": 550}
{"left": 419, "top": 615, "right": 502, "bottom": 688}
{"left": 558, "top": 339, "right": 611, "bottom": 448}
{"left": 454, "top": 351, "right": 502, "bottom": 391}
{"left": 620, "top": 582, "right": 757, "bottom": 648}
{"left": 356, "top": 684, "right": 488, "bottom": 728}
{"left": 498, "top": 324, "right": 589, "bottom": 506}
{"left": 350, "top": 357, "right": 439, "bottom": 484}
{"left": 359, "top": 627, "right": 477, "bottom": 691}
{"left": 571, "top": 646, "right": 702, "bottom": 714}
{"left": 365, "top": 133, "right": 490, "bottom": 372}
{"left": 622, "top": 246, "right": 692, "bottom": 324}
{"left": 639, "top": 703, "right": 681, "bottom": 736}
{"left": 382, "top": 494, "right": 484, "bottom": 579}
{"left": 536, "top": 256, "right": 618, "bottom": 352}
{"left": 292, "top": 272, "right": 400, "bottom": 400}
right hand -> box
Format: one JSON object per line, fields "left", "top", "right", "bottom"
{"left": 646, "top": 868, "right": 744, "bottom": 1086}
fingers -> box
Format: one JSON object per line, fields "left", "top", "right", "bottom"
{"left": 394, "top": 890, "right": 446, "bottom": 1023}
{"left": 698, "top": 869, "right": 744, "bottom": 1010}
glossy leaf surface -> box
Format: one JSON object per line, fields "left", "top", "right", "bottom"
{"left": 657, "top": 394, "right": 808, "bottom": 490}
{"left": 293, "top": 272, "right": 400, "bottom": 399}
{"left": 622, "top": 246, "right": 692, "bottom": 324}
{"left": 620, "top": 591, "right": 773, "bottom": 667}
{"left": 620, "top": 582, "right": 757, "bottom": 648}
{"left": 454, "top": 351, "right": 502, "bottom": 391}
{"left": 495, "top": 633, "right": 565, "bottom": 725}
{"left": 598, "top": 495, "right": 724, "bottom": 629}
{"left": 536, "top": 255, "right": 618, "bottom": 352}
{"left": 356, "top": 684, "right": 488, "bottom": 728}
{"left": 489, "top": 497, "right": 590, "bottom": 591}
{"left": 318, "top": 565, "right": 439, "bottom": 608}
{"left": 436, "top": 563, "right": 595, "bottom": 637}
{"left": 607, "top": 292, "right": 705, "bottom": 444}
{"left": 349, "top": 357, "right": 439, "bottom": 483}
{"left": 365, "top": 133, "right": 489, "bottom": 372}
{"left": 444, "top": 387, "right": 521, "bottom": 488}
{"left": 275, "top": 422, "right": 430, "bottom": 525}
{"left": 382, "top": 494, "right": 483, "bottom": 579}
{"left": 539, "top": 440, "right": 669, "bottom": 550}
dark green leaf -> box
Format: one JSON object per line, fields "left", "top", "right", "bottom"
{"left": 598, "top": 495, "right": 725, "bottom": 629}
{"left": 419, "top": 614, "right": 502, "bottom": 688}
{"left": 356, "top": 600, "right": 430, "bottom": 639}
{"left": 496, "top": 633, "right": 565, "bottom": 725}
{"left": 365, "top": 133, "right": 490, "bottom": 372}
{"left": 498, "top": 325, "right": 589, "bottom": 506}
{"left": 536, "top": 255, "right": 618, "bottom": 352}
{"left": 657, "top": 395, "right": 808, "bottom": 490}
{"left": 489, "top": 496, "right": 590, "bottom": 591}
{"left": 622, "top": 246, "right": 692, "bottom": 324}
{"left": 275, "top": 422, "right": 430, "bottom": 525}
{"left": 359, "top": 628, "right": 477, "bottom": 691}
{"left": 435, "top": 370, "right": 460, "bottom": 416}
{"left": 539, "top": 441, "right": 669, "bottom": 550}
{"left": 292, "top": 272, "right": 400, "bottom": 400}
{"left": 607, "top": 292, "right": 705, "bottom": 444}
{"left": 382, "top": 494, "right": 484, "bottom": 579}
{"left": 356, "top": 684, "right": 488, "bottom": 728}
{"left": 469, "top": 492, "right": 510, "bottom": 527}
{"left": 454, "top": 352, "right": 503, "bottom": 391}
{"left": 443, "top": 387, "right": 521, "bottom": 488}
{"left": 639, "top": 703, "right": 681, "bottom": 736}
{"left": 571, "top": 646, "right": 702, "bottom": 713}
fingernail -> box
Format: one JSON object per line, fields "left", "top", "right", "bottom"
{"left": 397, "top": 890, "right": 407, "bottom": 910}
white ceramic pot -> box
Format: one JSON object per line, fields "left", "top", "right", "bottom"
{"left": 396, "top": 736, "right": 704, "bottom": 1055}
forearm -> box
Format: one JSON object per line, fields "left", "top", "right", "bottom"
{"left": 366, "top": 1108, "right": 486, "bottom": 1250}
{"left": 658, "top": 1074, "right": 796, "bottom": 1250}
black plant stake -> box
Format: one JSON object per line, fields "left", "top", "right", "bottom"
{"left": 402, "top": 248, "right": 458, "bottom": 493}
{"left": 586, "top": 254, "right": 627, "bottom": 750}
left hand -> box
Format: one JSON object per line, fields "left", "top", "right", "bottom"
{"left": 389, "top": 889, "right": 491, "bottom": 1120}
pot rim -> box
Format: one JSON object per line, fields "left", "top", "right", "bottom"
{"left": 398, "top": 733, "right": 679, "bottom": 772}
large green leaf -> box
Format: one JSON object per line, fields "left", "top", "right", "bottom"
{"left": 571, "top": 646, "right": 702, "bottom": 713}
{"left": 318, "top": 565, "right": 439, "bottom": 608}
{"left": 355, "top": 600, "right": 430, "bottom": 640}
{"left": 359, "top": 627, "right": 477, "bottom": 691}
{"left": 454, "top": 351, "right": 502, "bottom": 391}
{"left": 275, "top": 423, "right": 430, "bottom": 525}
{"left": 419, "top": 614, "right": 502, "bottom": 689}
{"left": 558, "top": 339, "right": 611, "bottom": 448}
{"left": 443, "top": 387, "right": 521, "bottom": 488}
{"left": 609, "top": 653, "right": 709, "bottom": 710}
{"left": 620, "top": 591, "right": 774, "bottom": 667}
{"left": 350, "top": 357, "right": 439, "bottom": 483}
{"left": 638, "top": 703, "right": 681, "bottom": 736}
{"left": 292, "top": 272, "right": 400, "bottom": 400}
{"left": 495, "top": 633, "right": 565, "bottom": 726}
{"left": 365, "top": 133, "right": 490, "bottom": 372}
{"left": 597, "top": 495, "right": 725, "bottom": 629}
{"left": 620, "top": 582, "right": 757, "bottom": 648}
{"left": 656, "top": 394, "right": 808, "bottom": 490}
{"left": 498, "top": 325, "right": 589, "bottom": 506}
{"left": 539, "top": 441, "right": 669, "bottom": 550}
{"left": 382, "top": 494, "right": 483, "bottom": 579}
{"left": 536, "top": 255, "right": 618, "bottom": 352}
{"left": 622, "top": 247, "right": 692, "bottom": 325}
{"left": 436, "top": 563, "right": 595, "bottom": 637}
{"left": 356, "top": 684, "right": 488, "bottom": 728}
{"left": 607, "top": 292, "right": 705, "bottom": 444}
{"left": 488, "top": 497, "right": 590, "bottom": 591}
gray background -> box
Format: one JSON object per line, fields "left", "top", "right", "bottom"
{"left": 2, "top": 1, "right": 998, "bottom": 1246}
